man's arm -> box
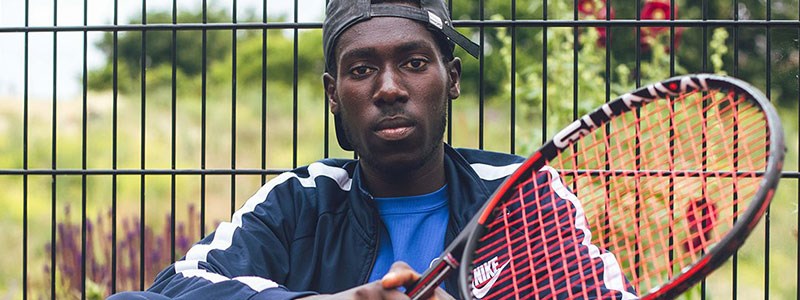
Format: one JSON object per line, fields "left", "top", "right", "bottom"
{"left": 107, "top": 232, "right": 316, "bottom": 300}
{"left": 108, "top": 172, "right": 317, "bottom": 300}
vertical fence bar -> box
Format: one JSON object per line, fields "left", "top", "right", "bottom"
{"left": 700, "top": 2, "right": 709, "bottom": 296}
{"left": 635, "top": 0, "right": 641, "bottom": 89}
{"left": 634, "top": 0, "right": 644, "bottom": 291}
{"left": 478, "top": 0, "right": 485, "bottom": 150}
{"left": 731, "top": 0, "right": 740, "bottom": 297}
{"left": 603, "top": 0, "right": 615, "bottom": 282}
{"left": 22, "top": 0, "right": 30, "bottom": 298}
{"left": 323, "top": 0, "right": 331, "bottom": 158}
{"left": 669, "top": 0, "right": 675, "bottom": 76}
{"left": 170, "top": 0, "right": 178, "bottom": 263}
{"left": 701, "top": 0, "right": 708, "bottom": 73}
{"left": 232, "top": 0, "right": 239, "bottom": 216}
{"left": 542, "top": 0, "right": 548, "bottom": 144}
{"left": 293, "top": 0, "right": 299, "bottom": 168}
{"left": 446, "top": 0, "right": 452, "bottom": 145}
{"left": 510, "top": 0, "right": 516, "bottom": 155}
{"left": 763, "top": 1, "right": 772, "bottom": 298}
{"left": 81, "top": 0, "right": 89, "bottom": 297}
{"left": 139, "top": 0, "right": 148, "bottom": 290}
{"left": 200, "top": 0, "right": 208, "bottom": 238}
{"left": 262, "top": 0, "right": 269, "bottom": 182}
{"left": 111, "top": 0, "right": 119, "bottom": 292}
{"left": 668, "top": 0, "right": 678, "bottom": 290}
{"left": 50, "top": 0, "right": 58, "bottom": 296}
{"left": 572, "top": 0, "right": 578, "bottom": 124}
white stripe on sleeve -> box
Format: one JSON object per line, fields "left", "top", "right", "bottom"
{"left": 173, "top": 162, "right": 353, "bottom": 292}
{"left": 543, "top": 166, "right": 639, "bottom": 300}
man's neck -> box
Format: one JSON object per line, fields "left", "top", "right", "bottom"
{"left": 360, "top": 149, "right": 446, "bottom": 198}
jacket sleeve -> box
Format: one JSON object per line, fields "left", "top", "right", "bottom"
{"left": 108, "top": 171, "right": 319, "bottom": 300}
{"left": 537, "top": 166, "right": 639, "bottom": 300}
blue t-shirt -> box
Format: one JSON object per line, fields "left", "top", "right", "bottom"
{"left": 368, "top": 185, "right": 450, "bottom": 283}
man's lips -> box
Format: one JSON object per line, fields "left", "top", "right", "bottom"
{"left": 373, "top": 117, "right": 416, "bottom": 141}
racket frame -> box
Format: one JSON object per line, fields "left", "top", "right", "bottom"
{"left": 458, "top": 74, "right": 784, "bottom": 300}
{"left": 405, "top": 74, "right": 785, "bottom": 300}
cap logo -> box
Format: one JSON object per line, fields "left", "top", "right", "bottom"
{"left": 427, "top": 11, "right": 444, "bottom": 29}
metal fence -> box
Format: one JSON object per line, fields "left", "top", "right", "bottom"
{"left": 0, "top": 0, "right": 797, "bottom": 299}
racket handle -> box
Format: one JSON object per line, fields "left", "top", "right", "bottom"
{"left": 406, "top": 253, "right": 460, "bottom": 300}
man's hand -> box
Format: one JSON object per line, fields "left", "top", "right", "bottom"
{"left": 301, "top": 262, "right": 454, "bottom": 300}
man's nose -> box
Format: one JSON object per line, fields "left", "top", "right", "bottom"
{"left": 373, "top": 68, "right": 409, "bottom": 104}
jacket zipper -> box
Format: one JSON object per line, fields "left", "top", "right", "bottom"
{"left": 363, "top": 195, "right": 380, "bottom": 284}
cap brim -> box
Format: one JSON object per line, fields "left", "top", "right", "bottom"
{"left": 369, "top": 5, "right": 480, "bottom": 58}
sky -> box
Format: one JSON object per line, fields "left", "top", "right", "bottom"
{"left": 0, "top": 0, "right": 325, "bottom": 99}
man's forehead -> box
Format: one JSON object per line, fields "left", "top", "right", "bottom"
{"left": 339, "top": 40, "right": 438, "bottom": 63}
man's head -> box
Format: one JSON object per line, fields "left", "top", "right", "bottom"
{"left": 324, "top": 16, "right": 459, "bottom": 175}
{"left": 322, "top": 0, "right": 479, "bottom": 153}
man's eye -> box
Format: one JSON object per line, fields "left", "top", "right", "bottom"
{"left": 350, "top": 66, "right": 373, "bottom": 76}
{"left": 404, "top": 59, "right": 428, "bottom": 70}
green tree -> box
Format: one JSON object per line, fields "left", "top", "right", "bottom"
{"left": 88, "top": 7, "right": 233, "bottom": 93}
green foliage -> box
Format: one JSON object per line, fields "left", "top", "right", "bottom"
{"left": 88, "top": 6, "right": 236, "bottom": 93}
{"left": 210, "top": 29, "right": 325, "bottom": 89}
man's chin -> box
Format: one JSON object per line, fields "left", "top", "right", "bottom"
{"left": 360, "top": 143, "right": 441, "bottom": 175}
{"left": 364, "top": 153, "right": 423, "bottom": 174}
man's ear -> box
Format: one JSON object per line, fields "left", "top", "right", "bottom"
{"left": 323, "top": 72, "right": 339, "bottom": 114}
{"left": 446, "top": 57, "right": 462, "bottom": 100}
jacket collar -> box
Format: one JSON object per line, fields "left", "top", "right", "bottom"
{"left": 347, "top": 143, "right": 493, "bottom": 242}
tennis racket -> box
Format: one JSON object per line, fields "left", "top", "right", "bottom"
{"left": 406, "top": 74, "right": 785, "bottom": 299}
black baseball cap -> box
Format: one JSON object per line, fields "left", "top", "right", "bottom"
{"left": 323, "top": 0, "right": 480, "bottom": 151}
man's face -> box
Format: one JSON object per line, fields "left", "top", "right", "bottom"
{"left": 323, "top": 17, "right": 461, "bottom": 173}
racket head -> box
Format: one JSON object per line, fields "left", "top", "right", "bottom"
{"left": 458, "top": 74, "right": 785, "bottom": 299}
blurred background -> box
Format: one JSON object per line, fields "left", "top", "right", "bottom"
{"left": 0, "top": 0, "right": 797, "bottom": 299}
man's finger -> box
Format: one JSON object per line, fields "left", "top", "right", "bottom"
{"left": 381, "top": 261, "right": 420, "bottom": 289}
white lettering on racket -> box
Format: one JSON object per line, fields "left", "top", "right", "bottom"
{"left": 552, "top": 75, "right": 709, "bottom": 150}
{"left": 471, "top": 257, "right": 510, "bottom": 299}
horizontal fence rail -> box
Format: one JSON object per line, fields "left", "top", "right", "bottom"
{"left": 2, "top": 19, "right": 800, "bottom": 33}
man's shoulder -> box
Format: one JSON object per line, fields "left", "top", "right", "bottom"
{"left": 264, "top": 158, "right": 357, "bottom": 193}
{"left": 451, "top": 147, "right": 525, "bottom": 182}
{"left": 452, "top": 147, "right": 525, "bottom": 166}
{"left": 286, "top": 158, "right": 355, "bottom": 175}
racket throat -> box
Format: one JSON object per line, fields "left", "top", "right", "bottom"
{"left": 408, "top": 253, "right": 460, "bottom": 300}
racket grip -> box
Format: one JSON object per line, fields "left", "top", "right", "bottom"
{"left": 406, "top": 253, "right": 460, "bottom": 300}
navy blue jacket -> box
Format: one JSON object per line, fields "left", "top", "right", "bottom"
{"left": 109, "top": 145, "right": 637, "bottom": 299}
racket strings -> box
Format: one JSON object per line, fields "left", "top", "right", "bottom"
{"left": 470, "top": 88, "right": 771, "bottom": 299}
{"left": 555, "top": 89, "right": 769, "bottom": 293}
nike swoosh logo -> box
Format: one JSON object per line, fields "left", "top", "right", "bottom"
{"left": 471, "top": 260, "right": 510, "bottom": 299}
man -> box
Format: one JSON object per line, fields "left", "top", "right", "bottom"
{"left": 110, "top": 0, "right": 635, "bottom": 299}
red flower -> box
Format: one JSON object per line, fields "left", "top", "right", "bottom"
{"left": 641, "top": 0, "right": 674, "bottom": 35}
{"left": 639, "top": 0, "right": 682, "bottom": 52}
{"left": 682, "top": 198, "right": 718, "bottom": 253}
{"left": 578, "top": 0, "right": 604, "bottom": 15}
